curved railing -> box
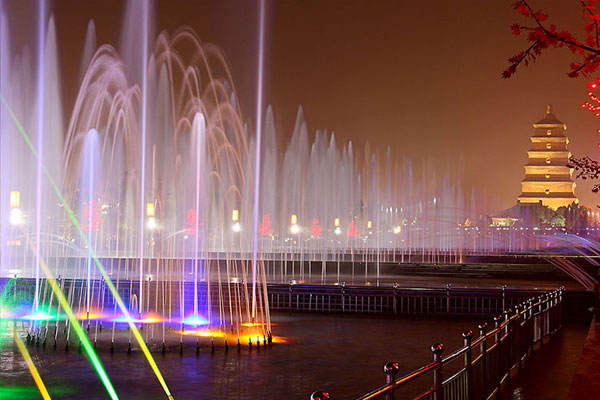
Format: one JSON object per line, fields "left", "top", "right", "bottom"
{"left": 311, "top": 288, "right": 564, "bottom": 400}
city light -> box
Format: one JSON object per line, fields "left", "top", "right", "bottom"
{"left": 393, "top": 226, "right": 401, "bottom": 234}
{"left": 232, "top": 209, "right": 239, "bottom": 221}
{"left": 147, "top": 216, "right": 157, "bottom": 230}
{"left": 334, "top": 226, "right": 342, "bottom": 235}
{"left": 367, "top": 220, "right": 372, "bottom": 229}
{"left": 232, "top": 222, "right": 241, "bottom": 232}
{"left": 334, "top": 217, "right": 340, "bottom": 227}
{"left": 146, "top": 202, "right": 155, "bottom": 217}
{"left": 9, "top": 191, "right": 23, "bottom": 225}
{"left": 10, "top": 190, "right": 20, "bottom": 208}
{"left": 290, "top": 214, "right": 299, "bottom": 234}
{"left": 9, "top": 208, "right": 23, "bottom": 226}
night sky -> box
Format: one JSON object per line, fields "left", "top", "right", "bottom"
{"left": 3, "top": 0, "right": 600, "bottom": 209}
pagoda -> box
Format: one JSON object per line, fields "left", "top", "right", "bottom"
{"left": 517, "top": 105, "right": 578, "bottom": 210}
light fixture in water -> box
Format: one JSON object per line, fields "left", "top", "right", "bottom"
{"left": 181, "top": 314, "right": 209, "bottom": 326}
{"left": 22, "top": 310, "right": 54, "bottom": 321}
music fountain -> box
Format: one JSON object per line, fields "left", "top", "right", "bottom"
{"left": 0, "top": 1, "right": 597, "bottom": 399}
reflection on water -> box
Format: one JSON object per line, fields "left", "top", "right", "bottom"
{"left": 0, "top": 312, "right": 585, "bottom": 399}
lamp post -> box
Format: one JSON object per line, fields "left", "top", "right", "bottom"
{"left": 146, "top": 202, "right": 157, "bottom": 231}
{"left": 289, "top": 215, "right": 299, "bottom": 281}
{"left": 290, "top": 214, "right": 299, "bottom": 234}
{"left": 9, "top": 191, "right": 23, "bottom": 226}
{"left": 232, "top": 209, "right": 241, "bottom": 232}
{"left": 334, "top": 217, "right": 341, "bottom": 283}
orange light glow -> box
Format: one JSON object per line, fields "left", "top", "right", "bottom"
{"left": 75, "top": 311, "right": 102, "bottom": 320}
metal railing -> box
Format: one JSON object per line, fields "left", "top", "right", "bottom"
{"left": 269, "top": 283, "right": 542, "bottom": 317}
{"left": 310, "top": 288, "right": 564, "bottom": 400}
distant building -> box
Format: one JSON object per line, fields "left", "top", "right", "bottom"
{"left": 517, "top": 105, "right": 578, "bottom": 210}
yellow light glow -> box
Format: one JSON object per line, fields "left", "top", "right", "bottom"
{"left": 10, "top": 191, "right": 20, "bottom": 208}
{"left": 393, "top": 226, "right": 401, "bottom": 234}
{"left": 334, "top": 217, "right": 340, "bottom": 227}
{"left": 290, "top": 214, "right": 298, "bottom": 225}
{"left": 146, "top": 202, "right": 155, "bottom": 217}
{"left": 232, "top": 209, "right": 239, "bottom": 221}
{"left": 367, "top": 220, "right": 372, "bottom": 229}
{"left": 13, "top": 327, "right": 51, "bottom": 400}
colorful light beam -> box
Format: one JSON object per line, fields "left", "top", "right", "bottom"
{"left": 1, "top": 91, "right": 173, "bottom": 400}
{"left": 13, "top": 326, "right": 52, "bottom": 400}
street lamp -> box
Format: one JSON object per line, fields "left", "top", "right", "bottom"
{"left": 146, "top": 202, "right": 157, "bottom": 230}
{"left": 232, "top": 209, "right": 241, "bottom": 232}
{"left": 9, "top": 191, "right": 23, "bottom": 226}
{"left": 367, "top": 220, "right": 372, "bottom": 235}
{"left": 290, "top": 214, "right": 299, "bottom": 234}
{"left": 334, "top": 217, "right": 341, "bottom": 235}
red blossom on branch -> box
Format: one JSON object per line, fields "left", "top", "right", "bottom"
{"left": 504, "top": 0, "right": 600, "bottom": 78}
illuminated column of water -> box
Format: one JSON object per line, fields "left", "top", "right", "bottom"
{"left": 34, "top": 0, "right": 46, "bottom": 312}
{"left": 251, "top": 0, "right": 266, "bottom": 320}
{"left": 138, "top": 0, "right": 149, "bottom": 315}
{"left": 0, "top": 0, "right": 6, "bottom": 288}
{"left": 85, "top": 131, "right": 96, "bottom": 319}
{"left": 193, "top": 114, "right": 204, "bottom": 321}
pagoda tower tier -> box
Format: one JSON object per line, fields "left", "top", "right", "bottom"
{"left": 517, "top": 105, "right": 578, "bottom": 210}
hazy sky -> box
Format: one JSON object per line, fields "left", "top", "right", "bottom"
{"left": 3, "top": 0, "right": 600, "bottom": 209}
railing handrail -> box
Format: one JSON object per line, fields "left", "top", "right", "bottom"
{"left": 313, "top": 287, "right": 564, "bottom": 400}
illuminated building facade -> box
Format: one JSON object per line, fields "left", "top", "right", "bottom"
{"left": 518, "top": 105, "right": 578, "bottom": 210}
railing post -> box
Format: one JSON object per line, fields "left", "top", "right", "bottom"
{"left": 501, "top": 285, "right": 507, "bottom": 312}
{"left": 479, "top": 323, "right": 488, "bottom": 397}
{"left": 446, "top": 284, "right": 451, "bottom": 313}
{"left": 384, "top": 361, "right": 400, "bottom": 400}
{"left": 310, "top": 391, "right": 330, "bottom": 400}
{"left": 558, "top": 287, "right": 564, "bottom": 330}
{"left": 493, "top": 314, "right": 503, "bottom": 396}
{"left": 392, "top": 283, "right": 398, "bottom": 314}
{"left": 462, "top": 330, "right": 473, "bottom": 400}
{"left": 504, "top": 310, "right": 512, "bottom": 383}
{"left": 341, "top": 281, "right": 346, "bottom": 312}
{"left": 432, "top": 343, "right": 444, "bottom": 400}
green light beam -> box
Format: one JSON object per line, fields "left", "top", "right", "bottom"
{"left": 0, "top": 93, "right": 174, "bottom": 399}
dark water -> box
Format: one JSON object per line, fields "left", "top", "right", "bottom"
{"left": 504, "top": 322, "right": 589, "bottom": 400}
{"left": 0, "top": 312, "right": 587, "bottom": 400}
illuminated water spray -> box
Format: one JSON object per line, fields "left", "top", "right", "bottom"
{"left": 252, "top": 0, "right": 266, "bottom": 320}
{"left": 34, "top": 0, "right": 46, "bottom": 314}
{"left": 138, "top": 0, "right": 150, "bottom": 316}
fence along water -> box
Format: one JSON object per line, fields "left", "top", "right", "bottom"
{"left": 310, "top": 288, "right": 564, "bottom": 400}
